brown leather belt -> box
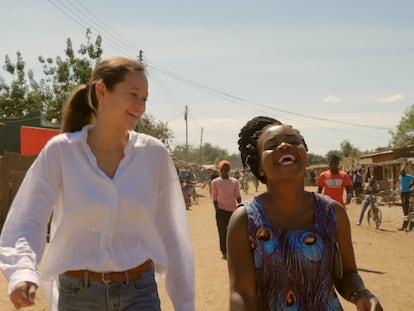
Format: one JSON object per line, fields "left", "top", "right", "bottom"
{"left": 62, "top": 259, "right": 153, "bottom": 283}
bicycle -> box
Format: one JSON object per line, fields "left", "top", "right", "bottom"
{"left": 366, "top": 193, "right": 382, "bottom": 229}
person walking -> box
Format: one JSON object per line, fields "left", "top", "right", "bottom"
{"left": 398, "top": 168, "right": 414, "bottom": 231}
{"left": 182, "top": 178, "right": 194, "bottom": 210}
{"left": 211, "top": 160, "right": 241, "bottom": 259}
{"left": 317, "top": 154, "right": 353, "bottom": 206}
{"left": 227, "top": 115, "right": 382, "bottom": 310}
{"left": 352, "top": 168, "right": 363, "bottom": 201}
{"left": 0, "top": 56, "right": 194, "bottom": 311}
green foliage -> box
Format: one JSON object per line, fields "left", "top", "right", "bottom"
{"left": 0, "top": 29, "right": 174, "bottom": 151}
{"left": 37, "top": 29, "right": 103, "bottom": 121}
{"left": 172, "top": 142, "right": 238, "bottom": 164}
{"left": 136, "top": 114, "right": 174, "bottom": 147}
{"left": 0, "top": 51, "right": 42, "bottom": 117}
{"left": 307, "top": 153, "right": 326, "bottom": 165}
{"left": 0, "top": 29, "right": 102, "bottom": 121}
{"left": 321, "top": 140, "right": 361, "bottom": 163}
{"left": 390, "top": 104, "right": 414, "bottom": 148}
{"left": 340, "top": 139, "right": 360, "bottom": 158}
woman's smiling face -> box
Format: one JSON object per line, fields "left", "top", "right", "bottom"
{"left": 258, "top": 124, "right": 307, "bottom": 182}
{"left": 97, "top": 70, "right": 148, "bottom": 131}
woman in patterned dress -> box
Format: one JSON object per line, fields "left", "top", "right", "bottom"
{"left": 226, "top": 116, "right": 382, "bottom": 311}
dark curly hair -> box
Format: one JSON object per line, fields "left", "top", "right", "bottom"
{"left": 238, "top": 116, "right": 308, "bottom": 184}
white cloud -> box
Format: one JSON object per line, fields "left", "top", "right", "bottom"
{"left": 368, "top": 94, "right": 404, "bottom": 103}
{"left": 322, "top": 96, "right": 342, "bottom": 104}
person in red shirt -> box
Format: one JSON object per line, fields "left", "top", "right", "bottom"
{"left": 317, "top": 154, "right": 353, "bottom": 205}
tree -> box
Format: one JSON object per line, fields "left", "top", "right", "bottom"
{"left": 307, "top": 153, "right": 326, "bottom": 165}
{"left": 137, "top": 114, "right": 174, "bottom": 147}
{"left": 390, "top": 103, "right": 414, "bottom": 148}
{"left": 172, "top": 142, "right": 232, "bottom": 164}
{"left": 38, "top": 28, "right": 103, "bottom": 121}
{"left": 0, "top": 29, "right": 174, "bottom": 151}
{"left": 0, "top": 51, "right": 42, "bottom": 117}
{"left": 340, "top": 140, "right": 360, "bottom": 158}
{"left": 0, "top": 29, "right": 102, "bottom": 121}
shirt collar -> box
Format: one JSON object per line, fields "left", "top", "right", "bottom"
{"left": 66, "top": 124, "right": 142, "bottom": 149}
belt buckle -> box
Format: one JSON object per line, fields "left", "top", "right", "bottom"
{"left": 101, "top": 272, "right": 112, "bottom": 284}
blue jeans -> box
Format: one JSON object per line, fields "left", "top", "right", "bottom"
{"left": 58, "top": 268, "right": 161, "bottom": 311}
{"left": 358, "top": 196, "right": 371, "bottom": 224}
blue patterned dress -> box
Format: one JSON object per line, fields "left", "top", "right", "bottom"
{"left": 245, "top": 192, "right": 343, "bottom": 311}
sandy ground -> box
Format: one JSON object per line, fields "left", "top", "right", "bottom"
{"left": 0, "top": 183, "right": 413, "bottom": 310}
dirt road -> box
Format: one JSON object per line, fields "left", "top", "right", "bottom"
{"left": 0, "top": 184, "right": 412, "bottom": 310}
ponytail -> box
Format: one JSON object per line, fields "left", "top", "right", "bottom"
{"left": 61, "top": 84, "right": 96, "bottom": 133}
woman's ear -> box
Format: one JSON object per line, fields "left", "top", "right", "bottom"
{"left": 95, "top": 81, "right": 106, "bottom": 101}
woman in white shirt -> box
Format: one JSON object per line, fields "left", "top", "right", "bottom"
{"left": 0, "top": 57, "right": 194, "bottom": 311}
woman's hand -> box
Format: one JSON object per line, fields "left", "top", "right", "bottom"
{"left": 10, "top": 282, "right": 37, "bottom": 309}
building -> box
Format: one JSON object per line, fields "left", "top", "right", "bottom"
{"left": 359, "top": 145, "right": 414, "bottom": 192}
{"left": 0, "top": 110, "right": 60, "bottom": 155}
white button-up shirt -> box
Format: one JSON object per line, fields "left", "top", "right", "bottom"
{"left": 0, "top": 125, "right": 195, "bottom": 311}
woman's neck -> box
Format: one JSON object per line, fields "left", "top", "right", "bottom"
{"left": 265, "top": 180, "right": 307, "bottom": 214}
{"left": 87, "top": 124, "right": 129, "bottom": 152}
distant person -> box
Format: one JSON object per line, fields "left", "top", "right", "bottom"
{"left": 0, "top": 56, "right": 194, "bottom": 311}
{"left": 357, "top": 177, "right": 379, "bottom": 225}
{"left": 211, "top": 160, "right": 241, "bottom": 259}
{"left": 317, "top": 154, "right": 353, "bottom": 205}
{"left": 182, "top": 179, "right": 194, "bottom": 210}
{"left": 352, "top": 168, "right": 363, "bottom": 199}
{"left": 234, "top": 169, "right": 240, "bottom": 180}
{"left": 398, "top": 168, "right": 414, "bottom": 231}
{"left": 228, "top": 116, "right": 382, "bottom": 310}
{"left": 309, "top": 170, "right": 316, "bottom": 185}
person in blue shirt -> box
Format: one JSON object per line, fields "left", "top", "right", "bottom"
{"left": 398, "top": 168, "right": 414, "bottom": 230}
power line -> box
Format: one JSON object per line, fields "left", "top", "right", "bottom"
{"left": 71, "top": 0, "right": 139, "bottom": 53}
{"left": 47, "top": 0, "right": 133, "bottom": 58}
{"left": 146, "top": 60, "right": 391, "bottom": 131}
{"left": 48, "top": 0, "right": 394, "bottom": 135}
{"left": 66, "top": 0, "right": 138, "bottom": 55}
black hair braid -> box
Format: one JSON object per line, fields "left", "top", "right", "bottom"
{"left": 238, "top": 116, "right": 282, "bottom": 184}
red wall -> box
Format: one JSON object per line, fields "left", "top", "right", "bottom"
{"left": 20, "top": 126, "right": 60, "bottom": 155}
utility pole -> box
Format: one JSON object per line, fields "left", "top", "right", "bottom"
{"left": 184, "top": 105, "right": 188, "bottom": 163}
{"left": 199, "top": 127, "right": 203, "bottom": 165}
{"left": 138, "top": 50, "right": 144, "bottom": 63}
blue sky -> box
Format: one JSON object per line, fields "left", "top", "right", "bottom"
{"left": 2, "top": 1, "right": 414, "bottom": 156}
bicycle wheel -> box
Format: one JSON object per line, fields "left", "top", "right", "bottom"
{"left": 367, "top": 209, "right": 372, "bottom": 227}
{"left": 374, "top": 208, "right": 382, "bottom": 229}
